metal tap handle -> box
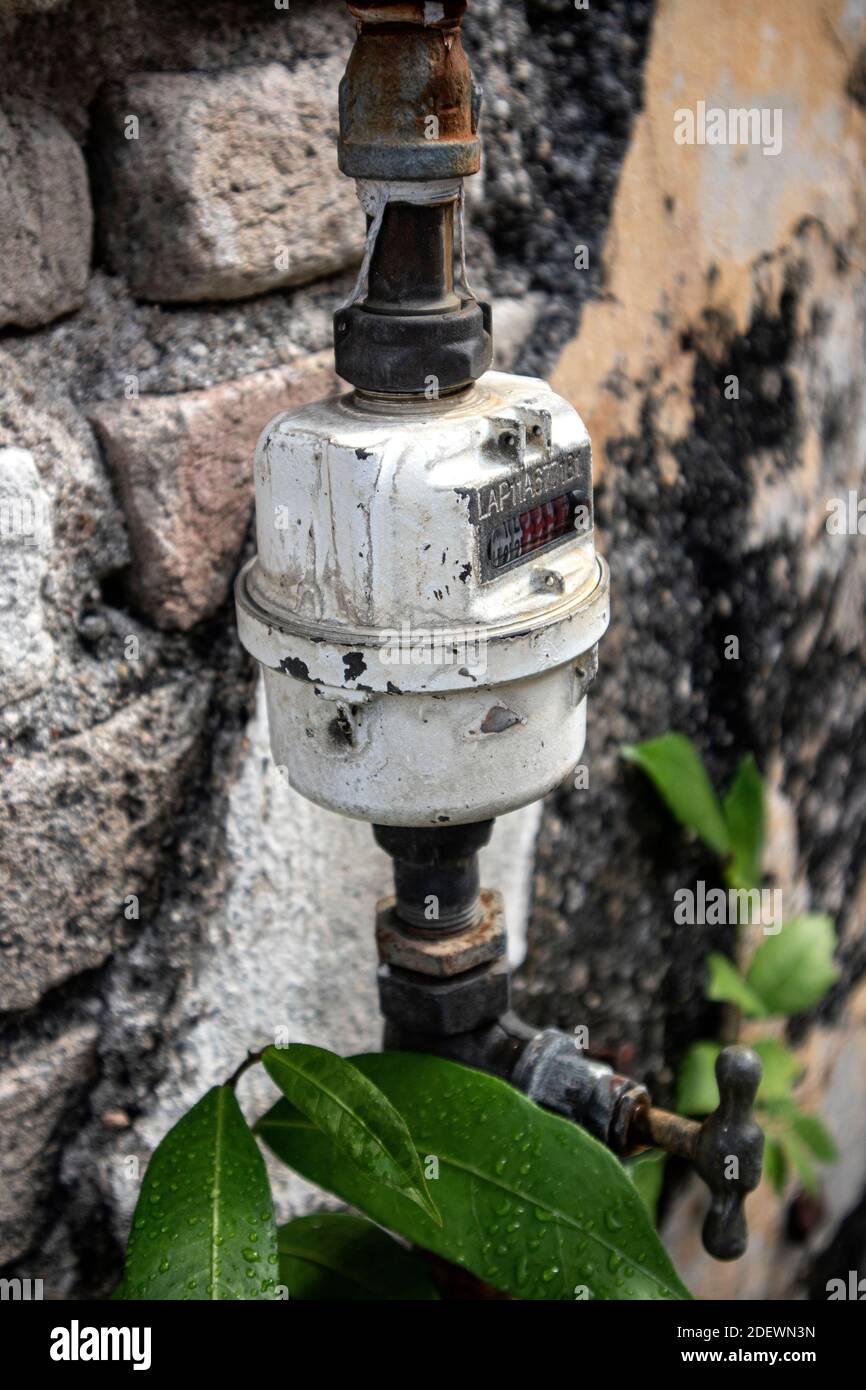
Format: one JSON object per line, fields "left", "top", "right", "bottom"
{"left": 695, "top": 1045, "right": 764, "bottom": 1260}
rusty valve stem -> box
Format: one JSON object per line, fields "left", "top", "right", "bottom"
{"left": 335, "top": 0, "right": 491, "bottom": 394}
{"left": 624, "top": 1045, "right": 765, "bottom": 1261}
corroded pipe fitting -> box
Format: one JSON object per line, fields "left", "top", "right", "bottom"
{"left": 348, "top": 2, "right": 468, "bottom": 20}
{"left": 340, "top": 1, "right": 481, "bottom": 180}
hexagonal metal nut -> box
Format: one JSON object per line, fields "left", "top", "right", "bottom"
{"left": 377, "top": 957, "right": 510, "bottom": 1035}
{"left": 375, "top": 888, "right": 506, "bottom": 978}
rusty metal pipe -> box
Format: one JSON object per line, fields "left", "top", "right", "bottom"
{"left": 339, "top": 4, "right": 480, "bottom": 181}
{"left": 334, "top": 0, "right": 491, "bottom": 393}
{"left": 364, "top": 201, "right": 460, "bottom": 314}
{"left": 628, "top": 1101, "right": 700, "bottom": 1161}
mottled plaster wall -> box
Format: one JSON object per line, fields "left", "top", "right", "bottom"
{"left": 524, "top": 0, "right": 866, "bottom": 1298}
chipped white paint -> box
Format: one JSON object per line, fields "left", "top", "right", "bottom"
{"left": 236, "top": 371, "right": 608, "bottom": 825}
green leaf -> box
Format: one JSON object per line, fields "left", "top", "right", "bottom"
{"left": 706, "top": 952, "right": 768, "bottom": 1017}
{"left": 262, "top": 1044, "right": 440, "bottom": 1226}
{"left": 626, "top": 1150, "right": 666, "bottom": 1225}
{"left": 761, "top": 1100, "right": 836, "bottom": 1196}
{"left": 789, "top": 1109, "right": 837, "bottom": 1163}
{"left": 277, "top": 1213, "right": 439, "bottom": 1301}
{"left": 676, "top": 1042, "right": 721, "bottom": 1115}
{"left": 767, "top": 1100, "right": 839, "bottom": 1167}
{"left": 119, "top": 1086, "right": 278, "bottom": 1300}
{"left": 258, "top": 1052, "right": 691, "bottom": 1301}
{"left": 752, "top": 1038, "right": 802, "bottom": 1102}
{"left": 621, "top": 733, "right": 730, "bottom": 858}
{"left": 722, "top": 755, "right": 765, "bottom": 890}
{"left": 761, "top": 1137, "right": 787, "bottom": 1194}
{"left": 777, "top": 1129, "right": 818, "bottom": 1195}
{"left": 745, "top": 915, "right": 839, "bottom": 1016}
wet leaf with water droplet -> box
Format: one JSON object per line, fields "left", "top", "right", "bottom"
{"left": 262, "top": 1044, "right": 440, "bottom": 1226}
{"left": 258, "top": 1052, "right": 691, "bottom": 1301}
{"left": 118, "top": 1086, "right": 278, "bottom": 1300}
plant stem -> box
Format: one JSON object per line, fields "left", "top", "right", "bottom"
{"left": 225, "top": 1048, "right": 265, "bottom": 1089}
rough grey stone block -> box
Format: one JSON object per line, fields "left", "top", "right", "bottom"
{"left": 0, "top": 349, "right": 128, "bottom": 654}
{"left": 0, "top": 1025, "right": 98, "bottom": 1267}
{"left": 0, "top": 446, "right": 55, "bottom": 705}
{"left": 0, "top": 100, "right": 92, "bottom": 329}
{"left": 93, "top": 60, "right": 361, "bottom": 304}
{"left": 89, "top": 355, "right": 340, "bottom": 631}
{"left": 0, "top": 684, "right": 210, "bottom": 1010}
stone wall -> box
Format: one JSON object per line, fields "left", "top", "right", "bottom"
{"left": 0, "top": 0, "right": 557, "bottom": 1296}
{"left": 0, "top": 0, "right": 864, "bottom": 1300}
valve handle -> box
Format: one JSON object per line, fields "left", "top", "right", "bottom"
{"left": 624, "top": 1043, "right": 764, "bottom": 1261}
{"left": 695, "top": 1045, "right": 764, "bottom": 1260}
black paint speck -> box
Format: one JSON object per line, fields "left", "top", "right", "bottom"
{"left": 343, "top": 652, "right": 368, "bottom": 680}
{"left": 279, "top": 656, "right": 310, "bottom": 681}
{"left": 328, "top": 709, "right": 354, "bottom": 748}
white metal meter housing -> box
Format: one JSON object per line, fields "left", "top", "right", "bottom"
{"left": 235, "top": 369, "right": 609, "bottom": 826}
